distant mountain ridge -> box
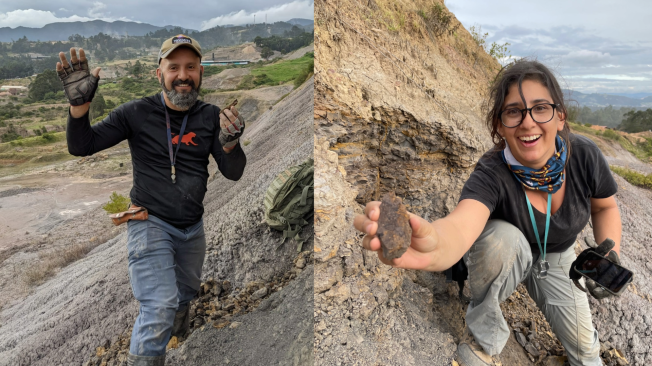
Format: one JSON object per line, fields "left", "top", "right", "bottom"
{"left": 563, "top": 89, "right": 652, "bottom": 108}
{"left": 606, "top": 92, "right": 652, "bottom": 99}
{"left": 0, "top": 18, "right": 314, "bottom": 43}
{"left": 0, "top": 20, "right": 182, "bottom": 42}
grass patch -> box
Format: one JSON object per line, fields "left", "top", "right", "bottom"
{"left": 610, "top": 166, "right": 652, "bottom": 190}
{"left": 0, "top": 131, "right": 66, "bottom": 153}
{"left": 102, "top": 191, "right": 130, "bottom": 214}
{"left": 569, "top": 121, "right": 652, "bottom": 162}
{"left": 22, "top": 243, "right": 94, "bottom": 286}
{"left": 249, "top": 54, "right": 315, "bottom": 86}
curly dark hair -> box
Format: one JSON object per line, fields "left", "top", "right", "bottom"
{"left": 485, "top": 59, "right": 571, "bottom": 155}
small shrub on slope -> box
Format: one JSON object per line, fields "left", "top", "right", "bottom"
{"left": 102, "top": 192, "right": 130, "bottom": 214}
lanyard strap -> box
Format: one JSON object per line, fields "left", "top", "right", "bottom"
{"left": 524, "top": 191, "right": 552, "bottom": 261}
{"left": 160, "top": 93, "right": 189, "bottom": 178}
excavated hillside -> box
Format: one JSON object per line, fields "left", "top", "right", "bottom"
{"left": 0, "top": 77, "right": 314, "bottom": 366}
{"left": 314, "top": 0, "right": 651, "bottom": 365}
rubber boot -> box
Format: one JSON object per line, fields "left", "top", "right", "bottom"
{"left": 126, "top": 353, "right": 166, "bottom": 366}
{"left": 171, "top": 305, "right": 190, "bottom": 340}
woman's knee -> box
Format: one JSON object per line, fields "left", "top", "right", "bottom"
{"left": 464, "top": 220, "right": 532, "bottom": 300}
{"left": 465, "top": 220, "right": 531, "bottom": 271}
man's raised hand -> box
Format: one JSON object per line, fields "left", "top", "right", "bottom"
{"left": 56, "top": 48, "right": 101, "bottom": 107}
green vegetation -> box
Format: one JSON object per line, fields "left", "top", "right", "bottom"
{"left": 610, "top": 166, "right": 652, "bottom": 190}
{"left": 97, "top": 76, "right": 161, "bottom": 105}
{"left": 619, "top": 108, "right": 652, "bottom": 133}
{"left": 0, "top": 102, "right": 21, "bottom": 124}
{"left": 569, "top": 121, "right": 652, "bottom": 162}
{"left": 568, "top": 105, "right": 638, "bottom": 129}
{"left": 1, "top": 123, "right": 20, "bottom": 142}
{"left": 260, "top": 47, "right": 274, "bottom": 60}
{"left": 418, "top": 3, "right": 459, "bottom": 37}
{"left": 253, "top": 27, "right": 313, "bottom": 54}
{"left": 89, "top": 93, "right": 107, "bottom": 121}
{"left": 28, "top": 69, "right": 61, "bottom": 102}
{"left": 469, "top": 25, "right": 510, "bottom": 61}
{"left": 1, "top": 131, "right": 65, "bottom": 149}
{"left": 294, "top": 55, "right": 314, "bottom": 88}
{"left": 130, "top": 60, "right": 145, "bottom": 78}
{"left": 102, "top": 192, "right": 130, "bottom": 214}
{"left": 247, "top": 53, "right": 314, "bottom": 87}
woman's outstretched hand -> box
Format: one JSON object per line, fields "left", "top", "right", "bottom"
{"left": 353, "top": 201, "right": 440, "bottom": 271}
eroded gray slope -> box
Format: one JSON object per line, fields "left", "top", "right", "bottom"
{"left": 167, "top": 265, "right": 314, "bottom": 366}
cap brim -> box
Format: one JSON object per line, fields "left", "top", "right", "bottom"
{"left": 159, "top": 44, "right": 202, "bottom": 63}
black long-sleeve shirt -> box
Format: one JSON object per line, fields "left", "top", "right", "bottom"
{"left": 67, "top": 94, "right": 246, "bottom": 228}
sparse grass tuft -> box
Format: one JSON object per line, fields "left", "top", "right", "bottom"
{"left": 23, "top": 243, "right": 94, "bottom": 286}
{"left": 610, "top": 166, "right": 652, "bottom": 189}
{"left": 102, "top": 192, "right": 130, "bottom": 214}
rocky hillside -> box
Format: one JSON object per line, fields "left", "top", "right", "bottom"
{"left": 0, "top": 77, "right": 314, "bottom": 366}
{"left": 314, "top": 0, "right": 651, "bottom": 365}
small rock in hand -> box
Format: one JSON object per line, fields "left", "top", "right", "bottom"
{"left": 376, "top": 192, "right": 412, "bottom": 260}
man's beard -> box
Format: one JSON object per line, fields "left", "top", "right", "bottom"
{"left": 160, "top": 73, "right": 202, "bottom": 111}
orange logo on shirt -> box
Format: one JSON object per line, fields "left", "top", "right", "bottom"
{"left": 172, "top": 132, "right": 198, "bottom": 146}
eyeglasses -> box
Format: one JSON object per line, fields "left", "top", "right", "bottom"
{"left": 499, "top": 103, "right": 560, "bottom": 128}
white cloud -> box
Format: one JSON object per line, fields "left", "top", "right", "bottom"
{"left": 563, "top": 50, "right": 611, "bottom": 61}
{"left": 88, "top": 2, "right": 108, "bottom": 18}
{"left": 200, "top": 0, "right": 313, "bottom": 30}
{"left": 58, "top": 8, "right": 70, "bottom": 12}
{"left": 0, "top": 8, "right": 134, "bottom": 28}
{"left": 566, "top": 74, "right": 649, "bottom": 81}
{"left": 0, "top": 9, "right": 93, "bottom": 28}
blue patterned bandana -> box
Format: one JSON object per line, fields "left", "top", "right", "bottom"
{"left": 501, "top": 135, "right": 567, "bottom": 193}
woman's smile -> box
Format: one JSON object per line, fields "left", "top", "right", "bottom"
{"left": 498, "top": 80, "right": 565, "bottom": 169}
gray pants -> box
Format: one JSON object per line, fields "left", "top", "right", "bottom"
{"left": 463, "top": 220, "right": 602, "bottom": 366}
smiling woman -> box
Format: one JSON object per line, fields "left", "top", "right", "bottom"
{"left": 354, "top": 59, "right": 622, "bottom": 366}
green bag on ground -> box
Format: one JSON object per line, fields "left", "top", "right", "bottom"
{"left": 264, "top": 158, "right": 314, "bottom": 252}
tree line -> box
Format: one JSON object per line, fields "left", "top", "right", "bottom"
{"left": 568, "top": 105, "right": 640, "bottom": 129}
{"left": 619, "top": 109, "right": 652, "bottom": 133}
{"left": 254, "top": 29, "right": 314, "bottom": 55}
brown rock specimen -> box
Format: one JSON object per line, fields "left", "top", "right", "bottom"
{"left": 376, "top": 192, "right": 412, "bottom": 260}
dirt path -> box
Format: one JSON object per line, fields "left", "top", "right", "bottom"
{"left": 0, "top": 173, "right": 131, "bottom": 251}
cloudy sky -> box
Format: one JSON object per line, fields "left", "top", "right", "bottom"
{"left": 0, "top": 0, "right": 313, "bottom": 32}
{"left": 447, "top": 0, "right": 652, "bottom": 95}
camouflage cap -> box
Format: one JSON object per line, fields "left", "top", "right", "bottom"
{"left": 158, "top": 34, "right": 202, "bottom": 64}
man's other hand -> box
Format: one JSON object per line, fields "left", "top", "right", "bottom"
{"left": 219, "top": 106, "right": 245, "bottom": 151}
{"left": 57, "top": 48, "right": 101, "bottom": 118}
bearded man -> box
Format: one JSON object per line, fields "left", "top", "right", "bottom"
{"left": 58, "top": 35, "right": 246, "bottom": 366}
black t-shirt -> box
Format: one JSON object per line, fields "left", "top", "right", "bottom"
{"left": 459, "top": 134, "right": 617, "bottom": 254}
{"left": 67, "top": 94, "right": 247, "bottom": 228}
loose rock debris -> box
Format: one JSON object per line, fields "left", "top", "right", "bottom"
{"left": 83, "top": 250, "right": 313, "bottom": 366}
